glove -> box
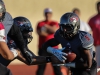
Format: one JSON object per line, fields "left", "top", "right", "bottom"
{"left": 47, "top": 47, "right": 67, "bottom": 62}
{"left": 22, "top": 48, "right": 36, "bottom": 64}
{"left": 10, "top": 48, "right": 18, "bottom": 58}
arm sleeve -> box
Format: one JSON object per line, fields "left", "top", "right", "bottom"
{"left": 7, "top": 24, "right": 27, "bottom": 52}
{"left": 79, "top": 32, "right": 93, "bottom": 50}
{"left": 42, "top": 38, "right": 60, "bottom": 50}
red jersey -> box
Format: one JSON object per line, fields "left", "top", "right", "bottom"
{"left": 88, "top": 14, "right": 100, "bottom": 46}
{"left": 37, "top": 20, "right": 59, "bottom": 48}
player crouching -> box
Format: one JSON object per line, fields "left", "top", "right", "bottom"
{"left": 42, "top": 12, "right": 97, "bottom": 75}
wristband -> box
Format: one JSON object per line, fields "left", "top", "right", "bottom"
{"left": 46, "top": 56, "right": 51, "bottom": 63}
{"left": 10, "top": 48, "right": 18, "bottom": 58}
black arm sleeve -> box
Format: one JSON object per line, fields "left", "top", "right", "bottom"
{"left": 7, "top": 24, "right": 27, "bottom": 52}
{"left": 42, "top": 38, "right": 60, "bottom": 50}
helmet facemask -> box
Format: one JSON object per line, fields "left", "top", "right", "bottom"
{"left": 59, "top": 12, "right": 80, "bottom": 39}
{"left": 22, "top": 32, "right": 33, "bottom": 44}
{"left": 60, "top": 24, "right": 79, "bottom": 39}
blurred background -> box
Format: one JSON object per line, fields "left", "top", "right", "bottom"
{"left": 3, "top": 0, "right": 99, "bottom": 75}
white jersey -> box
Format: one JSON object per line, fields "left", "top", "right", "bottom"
{"left": 0, "top": 22, "right": 6, "bottom": 42}
{"left": 80, "top": 20, "right": 91, "bottom": 32}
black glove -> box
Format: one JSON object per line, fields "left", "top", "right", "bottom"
{"left": 22, "top": 48, "right": 36, "bottom": 64}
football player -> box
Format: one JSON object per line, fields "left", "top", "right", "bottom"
{"left": 42, "top": 12, "right": 97, "bottom": 75}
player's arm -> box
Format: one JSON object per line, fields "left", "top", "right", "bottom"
{"left": 65, "top": 33, "right": 93, "bottom": 69}
{"left": 75, "top": 33, "right": 93, "bottom": 69}
{"left": 16, "top": 49, "right": 62, "bottom": 65}
{"left": 8, "top": 24, "right": 35, "bottom": 64}
{"left": 0, "top": 23, "right": 18, "bottom": 60}
{"left": 42, "top": 38, "right": 67, "bottom": 62}
{"left": 75, "top": 50, "right": 92, "bottom": 69}
{"left": 44, "top": 23, "right": 59, "bottom": 34}
{"left": 16, "top": 38, "right": 66, "bottom": 65}
{"left": 36, "top": 23, "right": 48, "bottom": 36}
{"left": 0, "top": 42, "right": 14, "bottom": 60}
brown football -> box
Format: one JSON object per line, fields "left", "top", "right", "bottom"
{"left": 66, "top": 52, "right": 76, "bottom": 62}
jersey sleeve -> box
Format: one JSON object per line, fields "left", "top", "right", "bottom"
{"left": 79, "top": 32, "right": 93, "bottom": 50}
{"left": 0, "top": 22, "right": 6, "bottom": 42}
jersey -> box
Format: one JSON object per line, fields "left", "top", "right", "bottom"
{"left": 2, "top": 12, "right": 13, "bottom": 42}
{"left": 54, "top": 29, "right": 94, "bottom": 61}
{"left": 88, "top": 14, "right": 100, "bottom": 46}
{"left": 0, "top": 37, "right": 17, "bottom": 66}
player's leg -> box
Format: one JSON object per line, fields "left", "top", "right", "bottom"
{"left": 52, "top": 64, "right": 63, "bottom": 75}
{"left": 71, "top": 60, "right": 97, "bottom": 75}
{"left": 36, "top": 64, "right": 46, "bottom": 75}
{"left": 36, "top": 49, "right": 46, "bottom": 75}
{"left": 0, "top": 63, "right": 13, "bottom": 75}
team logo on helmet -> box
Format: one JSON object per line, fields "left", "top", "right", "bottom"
{"left": 70, "top": 16, "right": 79, "bottom": 23}
{"left": 17, "top": 21, "right": 24, "bottom": 26}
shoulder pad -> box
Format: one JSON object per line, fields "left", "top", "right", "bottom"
{"left": 79, "top": 31, "right": 93, "bottom": 50}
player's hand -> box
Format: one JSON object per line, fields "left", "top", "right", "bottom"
{"left": 22, "top": 49, "right": 36, "bottom": 64}
{"left": 47, "top": 47, "right": 67, "bottom": 62}
{"left": 51, "top": 55, "right": 63, "bottom": 64}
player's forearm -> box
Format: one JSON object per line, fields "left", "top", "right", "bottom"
{"left": 30, "top": 56, "right": 49, "bottom": 65}
{"left": 84, "top": 50, "right": 92, "bottom": 69}
{"left": 0, "top": 42, "right": 15, "bottom": 60}
{"left": 37, "top": 30, "right": 48, "bottom": 37}
{"left": 86, "top": 53, "right": 92, "bottom": 69}
{"left": 17, "top": 55, "right": 49, "bottom": 65}
{"left": 46, "top": 25, "right": 58, "bottom": 34}
{"left": 31, "top": 55, "right": 62, "bottom": 65}
{"left": 42, "top": 38, "right": 59, "bottom": 51}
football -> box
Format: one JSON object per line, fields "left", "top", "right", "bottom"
{"left": 66, "top": 52, "right": 76, "bottom": 62}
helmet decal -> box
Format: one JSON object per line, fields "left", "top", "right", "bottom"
{"left": 70, "top": 16, "right": 79, "bottom": 23}
{"left": 59, "top": 12, "right": 80, "bottom": 39}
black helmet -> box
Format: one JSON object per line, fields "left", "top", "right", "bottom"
{"left": 59, "top": 12, "right": 80, "bottom": 39}
{"left": 14, "top": 16, "right": 33, "bottom": 44}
